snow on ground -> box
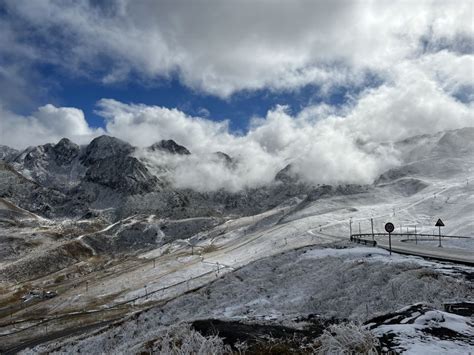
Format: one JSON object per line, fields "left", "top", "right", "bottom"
{"left": 8, "top": 170, "right": 474, "bottom": 352}
{"left": 404, "top": 236, "right": 474, "bottom": 250}
{"left": 38, "top": 203, "right": 338, "bottom": 314}
{"left": 300, "top": 245, "right": 474, "bottom": 274}
{"left": 6, "top": 137, "right": 474, "bottom": 353}
{"left": 368, "top": 304, "right": 474, "bottom": 354}
{"left": 23, "top": 244, "right": 473, "bottom": 354}
{"left": 287, "top": 173, "right": 474, "bottom": 244}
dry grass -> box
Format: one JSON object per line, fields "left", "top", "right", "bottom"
{"left": 0, "top": 283, "right": 31, "bottom": 308}
{"left": 201, "top": 244, "right": 219, "bottom": 254}
{"left": 87, "top": 290, "right": 128, "bottom": 309}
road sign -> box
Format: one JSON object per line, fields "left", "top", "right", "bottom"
{"left": 385, "top": 222, "right": 394, "bottom": 255}
{"left": 385, "top": 222, "right": 395, "bottom": 233}
{"left": 435, "top": 218, "right": 444, "bottom": 247}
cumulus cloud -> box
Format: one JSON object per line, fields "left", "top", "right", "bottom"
{"left": 338, "top": 63, "right": 474, "bottom": 143}
{"left": 1, "top": 71, "right": 473, "bottom": 190}
{"left": 96, "top": 76, "right": 472, "bottom": 191}
{"left": 2, "top": 0, "right": 472, "bottom": 98}
{"left": 0, "top": 104, "right": 103, "bottom": 149}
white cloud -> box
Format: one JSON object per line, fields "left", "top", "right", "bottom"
{"left": 0, "top": 1, "right": 473, "bottom": 191}
{"left": 96, "top": 99, "right": 232, "bottom": 153}
{"left": 2, "top": 0, "right": 472, "bottom": 98}
{"left": 1, "top": 72, "right": 472, "bottom": 190}
{"left": 0, "top": 104, "right": 103, "bottom": 149}
{"left": 94, "top": 77, "right": 472, "bottom": 190}
{"left": 417, "top": 51, "right": 474, "bottom": 100}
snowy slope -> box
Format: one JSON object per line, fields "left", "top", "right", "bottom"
{"left": 1, "top": 127, "right": 473, "bottom": 353}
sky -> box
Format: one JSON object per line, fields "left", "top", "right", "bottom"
{"left": 0, "top": 0, "right": 473, "bottom": 190}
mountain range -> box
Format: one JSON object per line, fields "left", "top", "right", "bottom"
{"left": 0, "top": 127, "right": 473, "bottom": 353}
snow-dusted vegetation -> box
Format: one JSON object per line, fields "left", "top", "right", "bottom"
{"left": 1, "top": 0, "right": 474, "bottom": 352}
{"left": 20, "top": 245, "right": 473, "bottom": 354}
{"left": 1, "top": 128, "right": 473, "bottom": 354}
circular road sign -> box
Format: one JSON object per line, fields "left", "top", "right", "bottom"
{"left": 385, "top": 222, "right": 395, "bottom": 233}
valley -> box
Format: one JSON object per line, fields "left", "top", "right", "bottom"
{"left": 0, "top": 128, "right": 473, "bottom": 353}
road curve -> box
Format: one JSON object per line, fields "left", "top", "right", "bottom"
{"left": 359, "top": 236, "right": 474, "bottom": 265}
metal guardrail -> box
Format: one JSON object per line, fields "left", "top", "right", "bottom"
{"left": 350, "top": 233, "right": 468, "bottom": 239}
{"left": 350, "top": 237, "right": 377, "bottom": 246}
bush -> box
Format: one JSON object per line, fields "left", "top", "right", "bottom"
{"left": 141, "top": 324, "right": 232, "bottom": 354}
{"left": 312, "top": 323, "right": 380, "bottom": 354}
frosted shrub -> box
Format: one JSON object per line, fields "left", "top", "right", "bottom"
{"left": 313, "top": 323, "right": 379, "bottom": 355}
{"left": 143, "top": 324, "right": 232, "bottom": 355}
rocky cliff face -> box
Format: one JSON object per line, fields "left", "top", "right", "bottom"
{"left": 0, "top": 135, "right": 165, "bottom": 219}
{"left": 80, "top": 135, "right": 134, "bottom": 166}
{"left": 9, "top": 138, "right": 85, "bottom": 190}
{"left": 0, "top": 134, "right": 317, "bottom": 220}
{"left": 0, "top": 161, "right": 67, "bottom": 218}
{"left": 0, "top": 145, "right": 18, "bottom": 161}
{"left": 84, "top": 155, "right": 159, "bottom": 194}
{"left": 53, "top": 138, "right": 81, "bottom": 166}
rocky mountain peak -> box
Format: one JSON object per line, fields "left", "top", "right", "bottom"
{"left": 15, "top": 144, "right": 54, "bottom": 168}
{"left": 81, "top": 135, "right": 134, "bottom": 166}
{"left": 0, "top": 145, "right": 19, "bottom": 161}
{"left": 274, "top": 164, "right": 300, "bottom": 184}
{"left": 53, "top": 138, "right": 80, "bottom": 166}
{"left": 84, "top": 155, "right": 160, "bottom": 194}
{"left": 148, "top": 140, "right": 191, "bottom": 155}
{"left": 213, "top": 151, "right": 235, "bottom": 168}
{"left": 55, "top": 137, "right": 75, "bottom": 149}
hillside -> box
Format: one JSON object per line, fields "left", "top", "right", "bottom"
{"left": 0, "top": 127, "right": 472, "bottom": 354}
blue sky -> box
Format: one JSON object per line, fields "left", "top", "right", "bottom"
{"left": 45, "top": 70, "right": 322, "bottom": 131}
{"left": 21, "top": 61, "right": 378, "bottom": 133}
{"left": 0, "top": 0, "right": 472, "bottom": 154}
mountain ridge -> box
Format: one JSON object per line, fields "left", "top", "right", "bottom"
{"left": 0, "top": 127, "right": 472, "bottom": 222}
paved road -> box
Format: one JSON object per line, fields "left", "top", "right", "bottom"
{"left": 359, "top": 236, "right": 474, "bottom": 265}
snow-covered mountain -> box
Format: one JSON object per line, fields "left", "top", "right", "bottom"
{"left": 2, "top": 127, "right": 473, "bottom": 221}
{"left": 0, "top": 127, "right": 473, "bottom": 354}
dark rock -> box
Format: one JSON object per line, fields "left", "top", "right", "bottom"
{"left": 81, "top": 135, "right": 134, "bottom": 166}
{"left": 148, "top": 140, "right": 191, "bottom": 155}
{"left": 84, "top": 155, "right": 159, "bottom": 194}
{"left": 53, "top": 138, "right": 80, "bottom": 166}
{"left": 275, "top": 164, "right": 300, "bottom": 184}
{"left": 0, "top": 145, "right": 19, "bottom": 161}
{"left": 213, "top": 151, "right": 234, "bottom": 167}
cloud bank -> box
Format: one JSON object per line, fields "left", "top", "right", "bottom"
{"left": 0, "top": 1, "right": 473, "bottom": 191}
{"left": 2, "top": 0, "right": 473, "bottom": 98}
{"left": 2, "top": 73, "right": 472, "bottom": 191}
{"left": 0, "top": 104, "right": 103, "bottom": 149}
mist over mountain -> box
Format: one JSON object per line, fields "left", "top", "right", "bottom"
{"left": 3, "top": 98, "right": 473, "bottom": 194}
{"left": 1, "top": 127, "right": 473, "bottom": 223}
{"left": 1, "top": 125, "right": 473, "bottom": 353}
{"left": 1, "top": 1, "right": 473, "bottom": 353}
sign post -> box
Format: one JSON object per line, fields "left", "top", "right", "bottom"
{"left": 349, "top": 218, "right": 353, "bottom": 240}
{"left": 371, "top": 218, "right": 374, "bottom": 241}
{"left": 385, "top": 222, "right": 395, "bottom": 255}
{"left": 435, "top": 219, "right": 445, "bottom": 247}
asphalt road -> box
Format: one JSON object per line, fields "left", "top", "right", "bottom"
{"left": 360, "top": 236, "right": 474, "bottom": 265}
